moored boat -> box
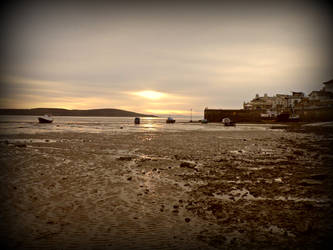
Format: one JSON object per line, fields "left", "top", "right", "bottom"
{"left": 222, "top": 117, "right": 236, "bottom": 126}
{"left": 134, "top": 117, "right": 140, "bottom": 124}
{"left": 166, "top": 117, "right": 175, "bottom": 123}
{"left": 38, "top": 114, "right": 53, "bottom": 123}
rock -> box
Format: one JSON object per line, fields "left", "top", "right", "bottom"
{"left": 274, "top": 178, "right": 282, "bottom": 183}
{"left": 286, "top": 155, "right": 295, "bottom": 161}
{"left": 180, "top": 162, "right": 191, "bottom": 168}
{"left": 14, "top": 143, "right": 27, "bottom": 148}
{"left": 280, "top": 186, "right": 291, "bottom": 193}
{"left": 117, "top": 156, "right": 133, "bottom": 161}
{"left": 299, "top": 179, "right": 323, "bottom": 186}
{"left": 296, "top": 220, "right": 312, "bottom": 233}
{"left": 127, "top": 176, "right": 132, "bottom": 181}
{"left": 180, "top": 162, "right": 196, "bottom": 170}
{"left": 185, "top": 218, "right": 191, "bottom": 223}
{"left": 173, "top": 205, "right": 179, "bottom": 209}
{"left": 308, "top": 174, "right": 327, "bottom": 180}
{"left": 293, "top": 150, "right": 304, "bottom": 156}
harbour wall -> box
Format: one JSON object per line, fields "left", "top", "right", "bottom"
{"left": 204, "top": 108, "right": 333, "bottom": 122}
{"left": 204, "top": 109, "right": 262, "bottom": 122}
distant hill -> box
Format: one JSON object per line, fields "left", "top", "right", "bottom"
{"left": 0, "top": 108, "right": 157, "bottom": 117}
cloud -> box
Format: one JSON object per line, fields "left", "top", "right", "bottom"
{"left": 1, "top": 1, "right": 332, "bottom": 114}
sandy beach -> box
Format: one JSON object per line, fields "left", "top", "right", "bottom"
{"left": 1, "top": 128, "right": 333, "bottom": 249}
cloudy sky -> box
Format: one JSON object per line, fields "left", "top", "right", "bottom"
{"left": 1, "top": 1, "right": 332, "bottom": 116}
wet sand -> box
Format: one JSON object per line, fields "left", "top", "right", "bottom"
{"left": 1, "top": 128, "right": 333, "bottom": 249}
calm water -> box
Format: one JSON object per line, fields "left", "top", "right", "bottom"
{"left": 0, "top": 115, "right": 277, "bottom": 134}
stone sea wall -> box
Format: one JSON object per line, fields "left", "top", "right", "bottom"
{"left": 204, "top": 108, "right": 333, "bottom": 122}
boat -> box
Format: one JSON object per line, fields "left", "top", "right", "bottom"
{"left": 166, "top": 117, "right": 175, "bottom": 123}
{"left": 222, "top": 117, "right": 236, "bottom": 126}
{"left": 200, "top": 119, "right": 208, "bottom": 124}
{"left": 38, "top": 114, "right": 53, "bottom": 123}
{"left": 289, "top": 114, "right": 300, "bottom": 122}
{"left": 134, "top": 117, "right": 140, "bottom": 124}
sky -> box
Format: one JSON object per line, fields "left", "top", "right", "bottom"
{"left": 1, "top": 0, "right": 332, "bottom": 116}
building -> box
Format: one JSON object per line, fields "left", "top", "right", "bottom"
{"left": 243, "top": 93, "right": 274, "bottom": 111}
{"left": 244, "top": 91, "right": 307, "bottom": 113}
{"left": 273, "top": 94, "right": 289, "bottom": 112}
{"left": 323, "top": 79, "right": 333, "bottom": 93}
{"left": 207, "top": 78, "right": 333, "bottom": 122}
{"left": 296, "top": 79, "right": 333, "bottom": 109}
{"left": 309, "top": 91, "right": 333, "bottom": 101}
{"left": 288, "top": 92, "right": 305, "bottom": 109}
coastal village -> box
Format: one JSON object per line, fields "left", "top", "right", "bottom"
{"left": 243, "top": 79, "right": 333, "bottom": 115}
{"left": 205, "top": 79, "right": 333, "bottom": 122}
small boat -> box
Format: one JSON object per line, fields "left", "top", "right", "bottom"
{"left": 222, "top": 117, "right": 236, "bottom": 126}
{"left": 166, "top": 117, "right": 175, "bottom": 123}
{"left": 289, "top": 114, "right": 300, "bottom": 122}
{"left": 134, "top": 117, "right": 140, "bottom": 124}
{"left": 38, "top": 114, "right": 53, "bottom": 123}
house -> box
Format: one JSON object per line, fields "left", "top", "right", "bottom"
{"left": 243, "top": 93, "right": 274, "bottom": 111}
{"left": 244, "top": 93, "right": 290, "bottom": 112}
{"left": 323, "top": 79, "right": 333, "bottom": 93}
{"left": 273, "top": 94, "right": 289, "bottom": 112}
{"left": 309, "top": 90, "right": 333, "bottom": 101}
{"left": 287, "top": 92, "right": 305, "bottom": 109}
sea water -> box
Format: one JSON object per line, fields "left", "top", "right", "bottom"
{"left": 0, "top": 115, "right": 277, "bottom": 135}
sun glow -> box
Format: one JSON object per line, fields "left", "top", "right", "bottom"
{"left": 133, "top": 90, "right": 165, "bottom": 100}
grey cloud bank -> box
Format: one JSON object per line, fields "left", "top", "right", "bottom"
{"left": 1, "top": 1, "right": 332, "bottom": 114}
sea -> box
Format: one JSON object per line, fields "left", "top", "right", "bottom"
{"left": 0, "top": 115, "right": 278, "bottom": 135}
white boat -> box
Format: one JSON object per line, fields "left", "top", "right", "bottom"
{"left": 38, "top": 114, "right": 53, "bottom": 123}
{"left": 222, "top": 117, "right": 236, "bottom": 126}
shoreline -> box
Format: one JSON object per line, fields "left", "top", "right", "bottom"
{"left": 1, "top": 129, "right": 333, "bottom": 249}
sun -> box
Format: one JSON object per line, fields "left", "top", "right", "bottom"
{"left": 134, "top": 90, "right": 165, "bottom": 100}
